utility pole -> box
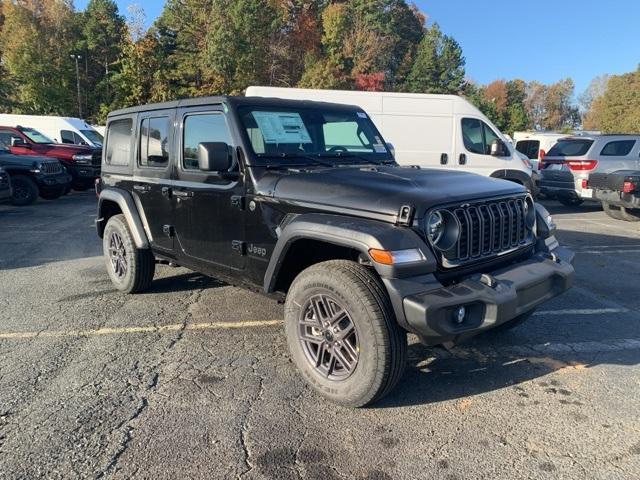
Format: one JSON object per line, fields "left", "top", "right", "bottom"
{"left": 70, "top": 54, "right": 82, "bottom": 118}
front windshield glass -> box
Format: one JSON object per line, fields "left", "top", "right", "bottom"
{"left": 81, "top": 129, "right": 104, "bottom": 145}
{"left": 238, "top": 106, "right": 392, "bottom": 163}
{"left": 17, "top": 126, "right": 53, "bottom": 144}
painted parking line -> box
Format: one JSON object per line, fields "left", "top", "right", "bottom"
{"left": 0, "top": 319, "right": 283, "bottom": 340}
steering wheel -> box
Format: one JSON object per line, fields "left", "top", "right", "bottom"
{"left": 328, "top": 146, "right": 348, "bottom": 153}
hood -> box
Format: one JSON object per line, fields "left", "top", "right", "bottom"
{"left": 40, "top": 143, "right": 95, "bottom": 153}
{"left": 257, "top": 165, "right": 525, "bottom": 219}
{"left": 0, "top": 151, "right": 59, "bottom": 168}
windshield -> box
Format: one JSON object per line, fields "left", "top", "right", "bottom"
{"left": 238, "top": 106, "right": 392, "bottom": 164}
{"left": 81, "top": 129, "right": 103, "bottom": 145}
{"left": 17, "top": 126, "right": 54, "bottom": 144}
{"left": 547, "top": 139, "right": 594, "bottom": 157}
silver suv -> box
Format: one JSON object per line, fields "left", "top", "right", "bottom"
{"left": 539, "top": 135, "right": 640, "bottom": 206}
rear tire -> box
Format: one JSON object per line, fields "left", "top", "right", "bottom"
{"left": 103, "top": 214, "right": 155, "bottom": 293}
{"left": 10, "top": 175, "right": 38, "bottom": 206}
{"left": 558, "top": 197, "right": 583, "bottom": 207}
{"left": 491, "top": 310, "right": 535, "bottom": 332}
{"left": 284, "top": 260, "right": 407, "bottom": 407}
{"left": 619, "top": 206, "right": 640, "bottom": 222}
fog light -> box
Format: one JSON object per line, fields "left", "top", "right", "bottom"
{"left": 453, "top": 306, "right": 466, "bottom": 324}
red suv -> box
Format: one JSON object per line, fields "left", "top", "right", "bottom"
{"left": 0, "top": 125, "right": 101, "bottom": 190}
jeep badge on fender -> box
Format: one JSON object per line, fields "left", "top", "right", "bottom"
{"left": 96, "top": 96, "right": 575, "bottom": 407}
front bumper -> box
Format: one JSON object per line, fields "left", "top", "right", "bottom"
{"left": 68, "top": 165, "right": 101, "bottom": 185}
{"left": 36, "top": 172, "right": 72, "bottom": 191}
{"left": 385, "top": 246, "right": 575, "bottom": 345}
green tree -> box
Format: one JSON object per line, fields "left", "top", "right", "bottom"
{"left": 584, "top": 68, "right": 640, "bottom": 133}
{"left": 0, "top": 0, "right": 79, "bottom": 114}
{"left": 403, "top": 23, "right": 465, "bottom": 94}
{"left": 82, "top": 0, "right": 127, "bottom": 120}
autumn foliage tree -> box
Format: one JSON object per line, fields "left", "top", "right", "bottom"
{"left": 584, "top": 68, "right": 640, "bottom": 133}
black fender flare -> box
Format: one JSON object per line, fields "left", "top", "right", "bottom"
{"left": 491, "top": 169, "right": 534, "bottom": 192}
{"left": 97, "top": 188, "right": 150, "bottom": 249}
{"left": 263, "top": 213, "right": 436, "bottom": 293}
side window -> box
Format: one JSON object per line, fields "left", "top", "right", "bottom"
{"left": 600, "top": 140, "right": 635, "bottom": 157}
{"left": 0, "top": 130, "right": 14, "bottom": 145}
{"left": 461, "top": 118, "right": 485, "bottom": 154}
{"left": 105, "top": 119, "right": 132, "bottom": 166}
{"left": 462, "top": 118, "right": 501, "bottom": 155}
{"left": 516, "top": 140, "right": 540, "bottom": 160}
{"left": 139, "top": 117, "right": 170, "bottom": 168}
{"left": 61, "top": 130, "right": 75, "bottom": 144}
{"left": 183, "top": 113, "right": 231, "bottom": 170}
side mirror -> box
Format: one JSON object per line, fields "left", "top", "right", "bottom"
{"left": 386, "top": 142, "right": 395, "bottom": 157}
{"left": 11, "top": 137, "right": 29, "bottom": 148}
{"left": 197, "top": 142, "right": 232, "bottom": 172}
{"left": 490, "top": 139, "right": 508, "bottom": 157}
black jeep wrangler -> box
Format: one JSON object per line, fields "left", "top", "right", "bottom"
{"left": 96, "top": 96, "right": 574, "bottom": 406}
{"left": 0, "top": 140, "right": 72, "bottom": 206}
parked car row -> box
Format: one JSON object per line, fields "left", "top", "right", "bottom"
{"left": 0, "top": 122, "right": 101, "bottom": 205}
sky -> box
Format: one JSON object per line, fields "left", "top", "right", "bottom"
{"left": 75, "top": 0, "right": 640, "bottom": 96}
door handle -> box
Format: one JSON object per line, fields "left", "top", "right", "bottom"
{"left": 440, "top": 153, "right": 448, "bottom": 165}
{"left": 459, "top": 153, "right": 467, "bottom": 165}
{"left": 133, "top": 184, "right": 150, "bottom": 193}
{"left": 174, "top": 190, "right": 194, "bottom": 198}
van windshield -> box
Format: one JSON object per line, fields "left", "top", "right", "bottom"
{"left": 81, "top": 129, "right": 103, "bottom": 145}
{"left": 17, "top": 126, "right": 53, "bottom": 144}
{"left": 238, "top": 106, "right": 393, "bottom": 164}
{"left": 547, "top": 139, "right": 593, "bottom": 157}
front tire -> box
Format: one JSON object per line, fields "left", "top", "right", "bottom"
{"left": 103, "top": 214, "right": 155, "bottom": 293}
{"left": 284, "top": 260, "right": 407, "bottom": 407}
{"left": 10, "top": 175, "right": 38, "bottom": 206}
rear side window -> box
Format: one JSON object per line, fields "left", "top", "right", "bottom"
{"left": 600, "top": 140, "right": 635, "bottom": 156}
{"left": 183, "top": 113, "right": 231, "bottom": 170}
{"left": 139, "top": 117, "right": 170, "bottom": 168}
{"left": 105, "top": 119, "right": 132, "bottom": 166}
{"left": 516, "top": 140, "right": 540, "bottom": 160}
{"left": 547, "top": 139, "right": 593, "bottom": 157}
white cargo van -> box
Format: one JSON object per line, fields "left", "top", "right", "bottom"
{"left": 246, "top": 86, "right": 533, "bottom": 191}
{"left": 0, "top": 114, "right": 103, "bottom": 148}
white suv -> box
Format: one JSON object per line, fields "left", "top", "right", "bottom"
{"left": 539, "top": 135, "right": 640, "bottom": 206}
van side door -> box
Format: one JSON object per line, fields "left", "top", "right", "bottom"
{"left": 132, "top": 110, "right": 176, "bottom": 253}
{"left": 173, "top": 106, "right": 246, "bottom": 273}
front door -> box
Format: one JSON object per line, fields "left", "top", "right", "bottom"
{"left": 131, "top": 111, "right": 175, "bottom": 252}
{"left": 173, "top": 107, "right": 245, "bottom": 272}
{"left": 456, "top": 117, "right": 506, "bottom": 177}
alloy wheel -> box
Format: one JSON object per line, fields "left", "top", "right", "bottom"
{"left": 108, "top": 232, "right": 128, "bottom": 278}
{"left": 298, "top": 293, "right": 359, "bottom": 380}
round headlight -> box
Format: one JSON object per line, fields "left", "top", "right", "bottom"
{"left": 426, "top": 210, "right": 459, "bottom": 251}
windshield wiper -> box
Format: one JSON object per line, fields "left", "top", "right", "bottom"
{"left": 256, "top": 153, "right": 335, "bottom": 168}
{"left": 318, "top": 152, "right": 393, "bottom": 166}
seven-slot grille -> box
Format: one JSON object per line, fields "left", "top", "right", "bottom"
{"left": 442, "top": 197, "right": 531, "bottom": 266}
{"left": 41, "top": 161, "right": 64, "bottom": 175}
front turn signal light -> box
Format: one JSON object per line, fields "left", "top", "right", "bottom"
{"left": 368, "top": 248, "right": 425, "bottom": 265}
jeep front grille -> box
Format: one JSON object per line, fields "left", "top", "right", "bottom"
{"left": 41, "top": 162, "right": 63, "bottom": 175}
{"left": 438, "top": 196, "right": 532, "bottom": 268}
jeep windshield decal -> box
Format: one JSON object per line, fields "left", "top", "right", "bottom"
{"left": 239, "top": 105, "right": 393, "bottom": 166}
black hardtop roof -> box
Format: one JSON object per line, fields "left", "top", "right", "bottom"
{"left": 107, "top": 95, "right": 363, "bottom": 118}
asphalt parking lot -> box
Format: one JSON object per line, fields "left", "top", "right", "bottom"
{"left": 1, "top": 192, "right": 639, "bottom": 479}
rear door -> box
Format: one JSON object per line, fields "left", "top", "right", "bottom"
{"left": 173, "top": 106, "right": 246, "bottom": 272}
{"left": 132, "top": 110, "right": 176, "bottom": 253}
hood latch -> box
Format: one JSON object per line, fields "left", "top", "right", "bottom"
{"left": 396, "top": 205, "right": 415, "bottom": 226}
